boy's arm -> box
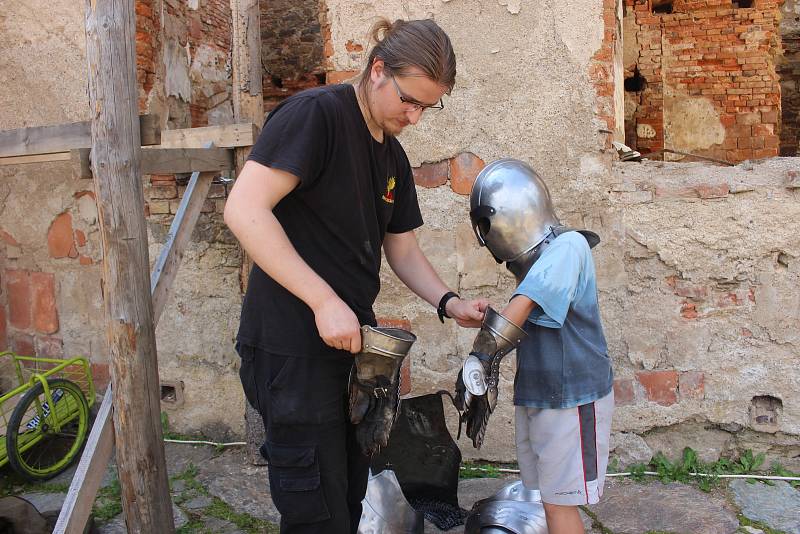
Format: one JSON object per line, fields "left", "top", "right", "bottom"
{"left": 499, "top": 294, "right": 538, "bottom": 328}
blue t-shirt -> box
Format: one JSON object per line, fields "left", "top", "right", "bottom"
{"left": 511, "top": 231, "right": 613, "bottom": 409}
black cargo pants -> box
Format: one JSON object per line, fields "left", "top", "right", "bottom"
{"left": 237, "top": 344, "right": 370, "bottom": 534}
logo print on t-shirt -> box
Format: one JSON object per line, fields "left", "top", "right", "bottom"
{"left": 382, "top": 176, "right": 396, "bottom": 204}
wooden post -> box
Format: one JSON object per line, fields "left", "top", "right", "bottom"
{"left": 230, "top": 0, "right": 267, "bottom": 465}
{"left": 84, "top": 1, "right": 174, "bottom": 532}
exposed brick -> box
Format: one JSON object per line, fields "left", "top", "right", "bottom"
{"left": 449, "top": 152, "right": 485, "bottom": 196}
{"left": 91, "top": 361, "right": 112, "bottom": 391}
{"left": 613, "top": 378, "right": 636, "bottom": 406}
{"left": 148, "top": 200, "right": 170, "bottom": 215}
{"left": 31, "top": 272, "right": 59, "bottom": 335}
{"left": 326, "top": 70, "right": 359, "bottom": 85}
{"left": 0, "top": 229, "right": 19, "bottom": 246}
{"left": 695, "top": 183, "right": 729, "bottom": 198}
{"left": 79, "top": 256, "right": 94, "bottom": 266}
{"left": 6, "top": 269, "right": 31, "bottom": 329}
{"left": 47, "top": 212, "right": 76, "bottom": 259}
{"left": 636, "top": 370, "right": 679, "bottom": 406}
{"left": 679, "top": 371, "right": 705, "bottom": 400}
{"left": 35, "top": 336, "right": 64, "bottom": 358}
{"left": 412, "top": 161, "right": 448, "bottom": 189}
{"left": 149, "top": 185, "right": 178, "bottom": 200}
{"left": 680, "top": 301, "right": 699, "bottom": 319}
{"left": 75, "top": 229, "right": 87, "bottom": 247}
{"left": 11, "top": 332, "right": 35, "bottom": 356}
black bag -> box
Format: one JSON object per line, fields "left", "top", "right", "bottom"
{"left": 370, "top": 391, "right": 466, "bottom": 530}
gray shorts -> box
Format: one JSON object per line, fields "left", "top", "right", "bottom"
{"left": 515, "top": 390, "right": 614, "bottom": 506}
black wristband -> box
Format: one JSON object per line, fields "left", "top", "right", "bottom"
{"left": 437, "top": 291, "right": 460, "bottom": 323}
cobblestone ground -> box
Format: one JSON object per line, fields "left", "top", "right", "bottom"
{"left": 3, "top": 442, "right": 799, "bottom": 533}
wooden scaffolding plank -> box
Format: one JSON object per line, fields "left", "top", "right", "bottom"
{"left": 70, "top": 147, "right": 234, "bottom": 179}
{"left": 159, "top": 123, "right": 259, "bottom": 149}
{"left": 151, "top": 170, "right": 216, "bottom": 321}
{"left": 53, "top": 387, "right": 114, "bottom": 534}
{"left": 84, "top": 0, "right": 174, "bottom": 531}
{"left": 0, "top": 115, "right": 160, "bottom": 158}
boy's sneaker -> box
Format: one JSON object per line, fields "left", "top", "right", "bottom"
{"left": 463, "top": 355, "right": 487, "bottom": 396}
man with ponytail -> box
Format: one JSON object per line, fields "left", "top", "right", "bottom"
{"left": 225, "top": 18, "right": 484, "bottom": 533}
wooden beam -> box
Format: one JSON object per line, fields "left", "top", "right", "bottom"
{"left": 159, "top": 123, "right": 258, "bottom": 149}
{"left": 53, "top": 388, "right": 114, "bottom": 534}
{"left": 71, "top": 147, "right": 234, "bottom": 179}
{"left": 0, "top": 152, "right": 72, "bottom": 166}
{"left": 140, "top": 147, "right": 233, "bottom": 174}
{"left": 84, "top": 0, "right": 174, "bottom": 531}
{"left": 0, "top": 115, "right": 160, "bottom": 158}
{"left": 231, "top": 0, "right": 266, "bottom": 466}
{"left": 151, "top": 170, "right": 216, "bottom": 322}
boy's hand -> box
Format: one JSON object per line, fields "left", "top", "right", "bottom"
{"left": 446, "top": 297, "right": 489, "bottom": 328}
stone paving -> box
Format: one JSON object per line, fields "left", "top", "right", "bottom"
{"left": 4, "top": 442, "right": 800, "bottom": 533}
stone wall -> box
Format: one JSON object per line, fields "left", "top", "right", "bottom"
{"left": 623, "top": 0, "right": 783, "bottom": 162}
{"left": 606, "top": 158, "right": 800, "bottom": 470}
{"left": 261, "top": 0, "right": 326, "bottom": 110}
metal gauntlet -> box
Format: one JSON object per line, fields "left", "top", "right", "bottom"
{"left": 455, "top": 307, "right": 527, "bottom": 449}
{"left": 349, "top": 325, "right": 416, "bottom": 456}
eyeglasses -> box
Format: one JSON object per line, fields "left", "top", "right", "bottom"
{"left": 389, "top": 76, "right": 445, "bottom": 112}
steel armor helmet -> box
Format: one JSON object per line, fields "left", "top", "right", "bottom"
{"left": 469, "top": 159, "right": 561, "bottom": 263}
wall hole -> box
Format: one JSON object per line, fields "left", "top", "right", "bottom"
{"left": 625, "top": 68, "right": 648, "bottom": 92}
{"left": 750, "top": 395, "right": 782, "bottom": 431}
{"left": 160, "top": 380, "right": 185, "bottom": 408}
{"left": 652, "top": 0, "right": 674, "bottom": 14}
{"left": 732, "top": 0, "right": 753, "bottom": 7}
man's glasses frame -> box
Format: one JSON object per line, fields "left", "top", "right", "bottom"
{"left": 389, "top": 75, "right": 445, "bottom": 112}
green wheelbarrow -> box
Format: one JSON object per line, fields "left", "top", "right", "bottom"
{"left": 0, "top": 352, "right": 95, "bottom": 480}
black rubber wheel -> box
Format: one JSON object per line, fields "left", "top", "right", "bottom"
{"left": 6, "top": 378, "right": 90, "bottom": 480}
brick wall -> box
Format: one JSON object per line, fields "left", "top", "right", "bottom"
{"left": 624, "top": 0, "right": 783, "bottom": 162}
{"left": 779, "top": 0, "right": 800, "bottom": 155}
{"left": 261, "top": 0, "right": 326, "bottom": 111}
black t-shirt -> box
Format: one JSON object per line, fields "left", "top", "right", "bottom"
{"left": 237, "top": 84, "right": 424, "bottom": 358}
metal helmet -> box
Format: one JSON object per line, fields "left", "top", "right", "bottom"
{"left": 470, "top": 159, "right": 561, "bottom": 263}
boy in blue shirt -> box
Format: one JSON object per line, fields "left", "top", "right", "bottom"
{"left": 461, "top": 158, "right": 614, "bottom": 534}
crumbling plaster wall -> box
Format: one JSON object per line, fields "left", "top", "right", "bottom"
{"left": 0, "top": 1, "right": 107, "bottom": 384}
{"left": 608, "top": 158, "right": 800, "bottom": 470}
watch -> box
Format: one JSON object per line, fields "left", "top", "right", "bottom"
{"left": 437, "top": 291, "right": 460, "bottom": 323}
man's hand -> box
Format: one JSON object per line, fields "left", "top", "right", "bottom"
{"left": 446, "top": 297, "right": 489, "bottom": 328}
{"left": 313, "top": 297, "right": 362, "bottom": 353}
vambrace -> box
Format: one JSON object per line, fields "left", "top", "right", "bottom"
{"left": 349, "top": 325, "right": 416, "bottom": 456}
{"left": 455, "top": 307, "right": 526, "bottom": 449}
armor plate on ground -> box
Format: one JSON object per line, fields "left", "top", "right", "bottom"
{"left": 359, "top": 469, "right": 424, "bottom": 534}
{"left": 464, "top": 480, "right": 548, "bottom": 534}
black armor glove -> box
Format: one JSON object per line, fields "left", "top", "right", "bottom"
{"left": 349, "top": 326, "right": 416, "bottom": 456}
